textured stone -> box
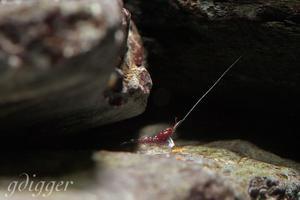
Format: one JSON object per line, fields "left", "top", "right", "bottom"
{"left": 103, "top": 13, "right": 152, "bottom": 119}
{"left": 136, "top": 140, "right": 300, "bottom": 199}
{"left": 0, "top": 140, "right": 298, "bottom": 200}
{"left": 125, "top": 0, "right": 300, "bottom": 98}
{"left": 0, "top": 0, "right": 152, "bottom": 135}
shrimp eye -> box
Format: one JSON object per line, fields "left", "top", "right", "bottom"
{"left": 165, "top": 128, "right": 172, "bottom": 134}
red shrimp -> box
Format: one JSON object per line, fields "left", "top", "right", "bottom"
{"left": 123, "top": 56, "right": 242, "bottom": 148}
{"left": 137, "top": 119, "right": 181, "bottom": 148}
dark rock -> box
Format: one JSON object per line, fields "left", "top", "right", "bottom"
{"left": 124, "top": 0, "right": 300, "bottom": 102}
{"left": 0, "top": 0, "right": 151, "bottom": 135}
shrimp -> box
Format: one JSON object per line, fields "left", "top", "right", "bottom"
{"left": 137, "top": 119, "right": 181, "bottom": 148}
{"left": 124, "top": 56, "right": 242, "bottom": 148}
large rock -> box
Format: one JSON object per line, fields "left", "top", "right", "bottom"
{"left": 125, "top": 0, "right": 300, "bottom": 108}
{"left": 0, "top": 0, "right": 152, "bottom": 135}
{"left": 0, "top": 140, "right": 298, "bottom": 200}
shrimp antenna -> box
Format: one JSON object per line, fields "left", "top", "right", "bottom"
{"left": 173, "top": 56, "right": 242, "bottom": 130}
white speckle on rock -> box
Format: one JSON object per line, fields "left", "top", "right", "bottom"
{"left": 199, "top": 0, "right": 215, "bottom": 19}
{"left": 90, "top": 3, "right": 102, "bottom": 16}
{"left": 8, "top": 55, "right": 21, "bottom": 68}
{"left": 115, "top": 30, "right": 124, "bottom": 44}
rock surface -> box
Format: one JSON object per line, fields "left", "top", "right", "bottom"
{"left": 0, "top": 140, "right": 298, "bottom": 200}
{"left": 125, "top": 0, "right": 300, "bottom": 106}
{"left": 0, "top": 0, "right": 152, "bottom": 135}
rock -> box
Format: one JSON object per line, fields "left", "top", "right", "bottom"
{"left": 248, "top": 176, "right": 300, "bottom": 200}
{"left": 136, "top": 140, "right": 300, "bottom": 199}
{"left": 124, "top": 0, "right": 300, "bottom": 160}
{"left": 0, "top": 0, "right": 151, "bottom": 135}
{"left": 124, "top": 0, "right": 300, "bottom": 108}
{"left": 103, "top": 16, "right": 152, "bottom": 123}
{"left": 0, "top": 140, "right": 298, "bottom": 200}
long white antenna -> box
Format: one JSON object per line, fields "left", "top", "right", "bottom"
{"left": 174, "top": 56, "right": 242, "bottom": 130}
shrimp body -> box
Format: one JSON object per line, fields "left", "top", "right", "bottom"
{"left": 138, "top": 127, "right": 173, "bottom": 144}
